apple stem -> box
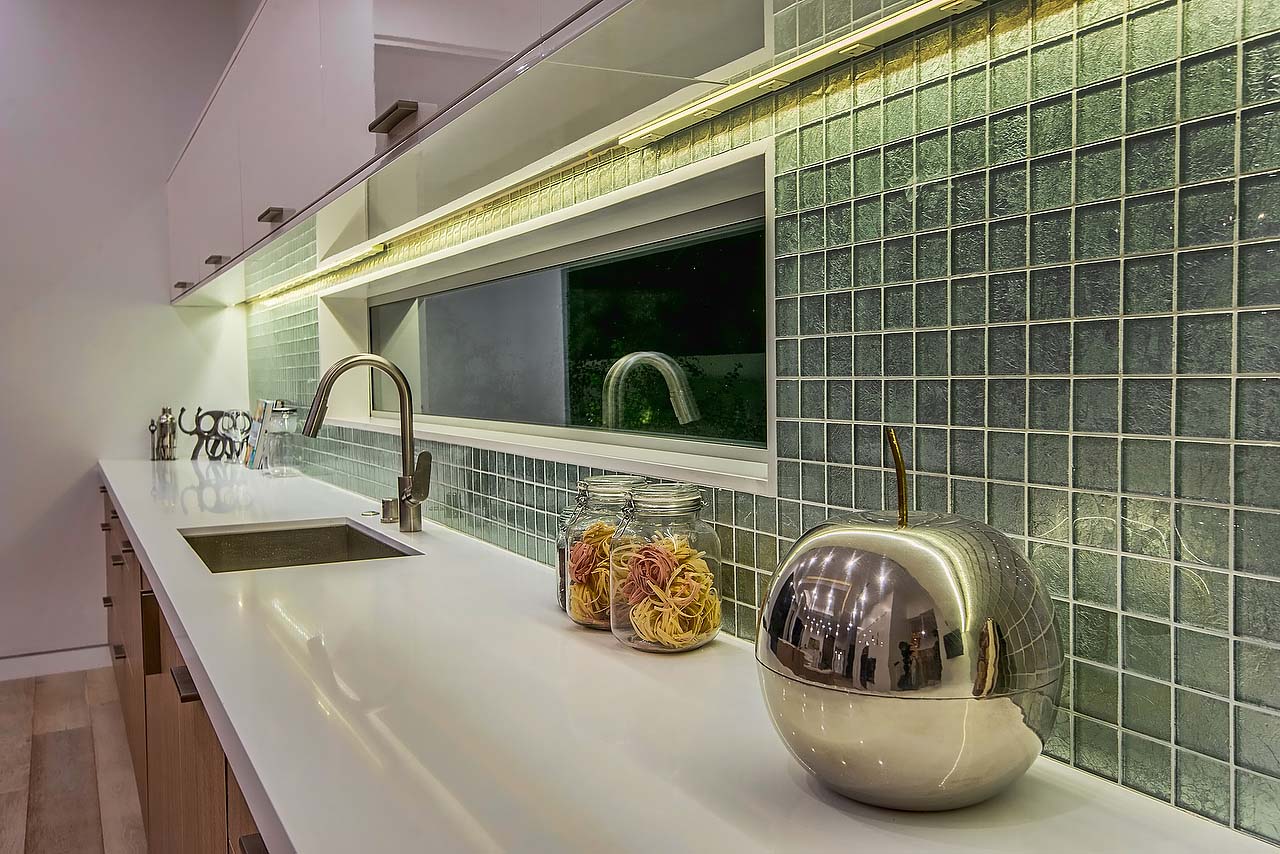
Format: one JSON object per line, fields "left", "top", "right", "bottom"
{"left": 884, "top": 426, "right": 909, "bottom": 527}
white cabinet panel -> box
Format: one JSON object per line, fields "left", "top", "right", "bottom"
{"left": 319, "top": 0, "right": 376, "bottom": 185}
{"left": 235, "top": 0, "right": 326, "bottom": 245}
{"left": 167, "top": 84, "right": 243, "bottom": 289}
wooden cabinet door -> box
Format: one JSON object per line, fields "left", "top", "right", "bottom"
{"left": 146, "top": 611, "right": 184, "bottom": 852}
{"left": 147, "top": 605, "right": 228, "bottom": 854}
{"left": 236, "top": 0, "right": 326, "bottom": 245}
{"left": 227, "top": 760, "right": 263, "bottom": 853}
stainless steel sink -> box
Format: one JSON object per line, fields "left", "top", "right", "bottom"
{"left": 181, "top": 520, "right": 420, "bottom": 573}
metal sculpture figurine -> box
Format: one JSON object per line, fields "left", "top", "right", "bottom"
{"left": 151, "top": 407, "right": 178, "bottom": 461}
{"left": 177, "top": 407, "right": 252, "bottom": 461}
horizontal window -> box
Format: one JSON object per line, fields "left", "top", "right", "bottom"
{"left": 370, "top": 220, "right": 767, "bottom": 448}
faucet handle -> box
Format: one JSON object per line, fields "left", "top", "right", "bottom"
{"left": 408, "top": 450, "right": 432, "bottom": 504}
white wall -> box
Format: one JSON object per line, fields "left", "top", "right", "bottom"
{"left": 0, "top": 0, "right": 247, "bottom": 664}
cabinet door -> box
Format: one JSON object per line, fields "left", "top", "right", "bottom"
{"left": 236, "top": 0, "right": 326, "bottom": 244}
{"left": 146, "top": 616, "right": 183, "bottom": 852}
{"left": 318, "top": 0, "right": 375, "bottom": 184}
{"left": 169, "top": 88, "right": 245, "bottom": 288}
{"left": 227, "top": 761, "right": 263, "bottom": 853}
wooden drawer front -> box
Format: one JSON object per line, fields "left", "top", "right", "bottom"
{"left": 227, "top": 762, "right": 261, "bottom": 851}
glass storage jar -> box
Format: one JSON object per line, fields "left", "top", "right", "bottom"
{"left": 565, "top": 475, "right": 647, "bottom": 629}
{"left": 609, "top": 483, "right": 722, "bottom": 652}
{"left": 555, "top": 486, "right": 586, "bottom": 612}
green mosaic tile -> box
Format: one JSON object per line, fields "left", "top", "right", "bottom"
{"left": 1243, "top": 105, "right": 1280, "bottom": 175}
{"left": 1237, "top": 445, "right": 1280, "bottom": 510}
{"left": 1123, "top": 673, "right": 1171, "bottom": 740}
{"left": 1180, "top": 117, "right": 1237, "bottom": 184}
{"left": 1125, "top": 130, "right": 1176, "bottom": 193}
{"left": 990, "top": 108, "right": 1030, "bottom": 163}
{"left": 1073, "top": 545, "right": 1119, "bottom": 601}
{"left": 1125, "top": 192, "right": 1176, "bottom": 253}
{"left": 1242, "top": 173, "right": 1280, "bottom": 240}
{"left": 1177, "top": 749, "right": 1231, "bottom": 824}
{"left": 1176, "top": 626, "right": 1230, "bottom": 695}
{"left": 1176, "top": 378, "right": 1232, "bottom": 438}
{"left": 1123, "top": 557, "right": 1172, "bottom": 618}
{"left": 1236, "top": 707, "right": 1280, "bottom": 779}
{"left": 1076, "top": 201, "right": 1122, "bottom": 258}
{"left": 1123, "top": 437, "right": 1172, "bottom": 495}
{"left": 1236, "top": 640, "right": 1280, "bottom": 711}
{"left": 1236, "top": 575, "right": 1280, "bottom": 642}
{"left": 1077, "top": 83, "right": 1124, "bottom": 144}
{"left": 1075, "top": 660, "right": 1120, "bottom": 722}
{"left": 1244, "top": 35, "right": 1280, "bottom": 103}
{"left": 1182, "top": 0, "right": 1238, "bottom": 53}
{"left": 1181, "top": 49, "right": 1240, "bottom": 122}
{"left": 1032, "top": 40, "right": 1077, "bottom": 101}
{"left": 1127, "top": 65, "right": 1178, "bottom": 131}
{"left": 1122, "top": 734, "right": 1172, "bottom": 801}
{"left": 951, "top": 70, "right": 988, "bottom": 125}
{"left": 1128, "top": 4, "right": 1179, "bottom": 71}
{"left": 1237, "top": 378, "right": 1280, "bottom": 442}
{"left": 1074, "top": 715, "right": 1120, "bottom": 779}
{"left": 1076, "top": 143, "right": 1123, "bottom": 202}
{"left": 1124, "top": 614, "right": 1172, "bottom": 676}
{"left": 1078, "top": 20, "right": 1125, "bottom": 85}
{"left": 1236, "top": 770, "right": 1280, "bottom": 844}
{"left": 1176, "top": 689, "right": 1230, "bottom": 761}
{"left": 1031, "top": 96, "right": 1074, "bottom": 154}
{"left": 1031, "top": 154, "right": 1073, "bottom": 210}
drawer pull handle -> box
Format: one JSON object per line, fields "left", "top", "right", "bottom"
{"left": 171, "top": 665, "right": 200, "bottom": 703}
{"left": 110, "top": 556, "right": 124, "bottom": 567}
{"left": 98, "top": 485, "right": 107, "bottom": 494}
{"left": 239, "top": 834, "right": 269, "bottom": 854}
{"left": 257, "top": 206, "right": 287, "bottom": 223}
{"left": 368, "top": 99, "right": 417, "bottom": 134}
{"left": 102, "top": 596, "right": 112, "bottom": 608}
{"left": 100, "top": 523, "right": 112, "bottom": 532}
{"left": 112, "top": 644, "right": 126, "bottom": 661}
{"left": 110, "top": 510, "right": 119, "bottom": 519}
{"left": 121, "top": 542, "right": 134, "bottom": 554}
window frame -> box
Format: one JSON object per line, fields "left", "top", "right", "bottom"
{"left": 352, "top": 140, "right": 776, "bottom": 494}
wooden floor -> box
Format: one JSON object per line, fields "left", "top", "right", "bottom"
{"left": 0, "top": 668, "right": 146, "bottom": 854}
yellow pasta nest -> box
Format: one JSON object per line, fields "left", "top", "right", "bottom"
{"left": 613, "top": 534, "right": 721, "bottom": 650}
{"left": 567, "top": 521, "right": 615, "bottom": 626}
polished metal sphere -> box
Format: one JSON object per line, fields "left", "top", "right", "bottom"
{"left": 755, "top": 508, "right": 1063, "bottom": 811}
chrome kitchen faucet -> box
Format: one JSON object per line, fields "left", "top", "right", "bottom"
{"left": 302, "top": 354, "right": 432, "bottom": 533}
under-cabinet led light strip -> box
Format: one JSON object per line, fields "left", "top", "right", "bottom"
{"left": 617, "top": 0, "right": 984, "bottom": 148}
{"left": 244, "top": 242, "right": 386, "bottom": 307}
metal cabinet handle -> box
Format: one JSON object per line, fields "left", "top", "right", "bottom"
{"left": 239, "top": 834, "right": 268, "bottom": 854}
{"left": 102, "top": 596, "right": 112, "bottom": 608}
{"left": 257, "top": 206, "right": 286, "bottom": 223}
{"left": 98, "top": 485, "right": 107, "bottom": 494}
{"left": 171, "top": 665, "right": 199, "bottom": 703}
{"left": 121, "top": 542, "right": 134, "bottom": 554}
{"left": 100, "top": 523, "right": 112, "bottom": 532}
{"left": 112, "top": 644, "right": 126, "bottom": 661}
{"left": 173, "top": 281, "right": 193, "bottom": 290}
{"left": 110, "top": 556, "right": 124, "bottom": 567}
{"left": 205, "top": 254, "right": 230, "bottom": 266}
{"left": 368, "top": 99, "right": 418, "bottom": 134}
{"left": 110, "top": 510, "right": 119, "bottom": 520}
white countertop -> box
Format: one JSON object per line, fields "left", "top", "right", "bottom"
{"left": 99, "top": 459, "right": 1265, "bottom": 854}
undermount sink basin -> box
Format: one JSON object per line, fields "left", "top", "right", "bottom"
{"left": 181, "top": 519, "right": 420, "bottom": 573}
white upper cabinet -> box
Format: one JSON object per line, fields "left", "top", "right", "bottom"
{"left": 166, "top": 78, "right": 243, "bottom": 289}
{"left": 167, "top": 0, "right": 593, "bottom": 292}
{"left": 319, "top": 0, "right": 376, "bottom": 184}
{"left": 234, "top": 0, "right": 327, "bottom": 245}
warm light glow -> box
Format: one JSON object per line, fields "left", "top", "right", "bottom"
{"left": 617, "top": 0, "right": 983, "bottom": 148}
{"left": 245, "top": 242, "right": 387, "bottom": 307}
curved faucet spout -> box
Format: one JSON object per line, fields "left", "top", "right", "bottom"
{"left": 302, "top": 353, "right": 431, "bottom": 532}
{"left": 601, "top": 351, "right": 701, "bottom": 429}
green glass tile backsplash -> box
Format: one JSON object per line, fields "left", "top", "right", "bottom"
{"left": 245, "top": 0, "right": 1280, "bottom": 841}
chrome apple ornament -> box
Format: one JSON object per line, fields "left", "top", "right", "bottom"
{"left": 756, "top": 428, "right": 1063, "bottom": 810}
